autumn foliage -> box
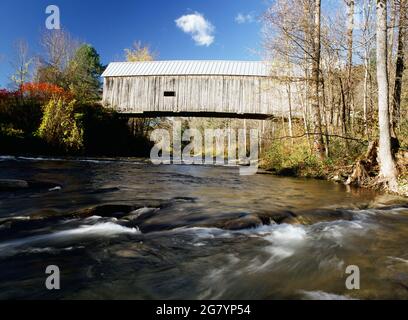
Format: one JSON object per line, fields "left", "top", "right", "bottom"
{"left": 1, "top": 83, "right": 71, "bottom": 106}
{"left": 19, "top": 83, "right": 72, "bottom": 101}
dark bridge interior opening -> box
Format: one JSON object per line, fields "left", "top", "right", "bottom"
{"left": 120, "top": 111, "right": 274, "bottom": 120}
{"left": 164, "top": 91, "right": 176, "bottom": 97}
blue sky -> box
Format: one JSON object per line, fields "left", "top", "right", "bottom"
{"left": 0, "top": 0, "right": 270, "bottom": 87}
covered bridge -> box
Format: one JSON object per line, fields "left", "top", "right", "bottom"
{"left": 102, "top": 60, "right": 300, "bottom": 119}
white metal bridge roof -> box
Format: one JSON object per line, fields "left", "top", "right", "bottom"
{"left": 102, "top": 60, "right": 271, "bottom": 77}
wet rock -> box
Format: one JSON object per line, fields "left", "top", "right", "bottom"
{"left": 74, "top": 205, "right": 134, "bottom": 219}
{"left": 159, "top": 197, "right": 197, "bottom": 209}
{"left": 0, "top": 179, "right": 29, "bottom": 191}
{"left": 193, "top": 211, "right": 296, "bottom": 231}
{"left": 27, "top": 181, "right": 61, "bottom": 190}
{"left": 0, "top": 212, "right": 61, "bottom": 242}
{"left": 123, "top": 207, "right": 159, "bottom": 221}
{"left": 256, "top": 210, "right": 296, "bottom": 225}
{"left": 255, "top": 209, "right": 357, "bottom": 226}
{"left": 284, "top": 215, "right": 309, "bottom": 225}
{"left": 331, "top": 174, "right": 347, "bottom": 183}
{"left": 29, "top": 209, "right": 62, "bottom": 220}
{"left": 138, "top": 222, "right": 181, "bottom": 233}
{"left": 288, "top": 209, "right": 355, "bottom": 225}
{"left": 115, "top": 249, "right": 140, "bottom": 258}
{"left": 222, "top": 215, "right": 262, "bottom": 231}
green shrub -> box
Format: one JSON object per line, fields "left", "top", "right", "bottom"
{"left": 0, "top": 102, "right": 43, "bottom": 135}
{"left": 0, "top": 124, "right": 24, "bottom": 138}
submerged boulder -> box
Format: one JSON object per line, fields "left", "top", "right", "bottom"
{"left": 0, "top": 179, "right": 29, "bottom": 191}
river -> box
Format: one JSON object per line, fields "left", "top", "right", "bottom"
{"left": 0, "top": 156, "right": 407, "bottom": 299}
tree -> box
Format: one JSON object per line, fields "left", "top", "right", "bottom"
{"left": 376, "top": 0, "right": 398, "bottom": 191}
{"left": 359, "top": 0, "right": 376, "bottom": 138}
{"left": 125, "top": 41, "right": 156, "bottom": 62}
{"left": 311, "top": 0, "right": 326, "bottom": 159}
{"left": 345, "top": 0, "right": 355, "bottom": 133}
{"left": 40, "top": 29, "right": 78, "bottom": 71}
{"left": 36, "top": 29, "right": 80, "bottom": 87}
{"left": 392, "top": 0, "right": 407, "bottom": 137}
{"left": 10, "top": 40, "right": 33, "bottom": 89}
{"left": 262, "top": 0, "right": 326, "bottom": 159}
{"left": 66, "top": 44, "right": 105, "bottom": 103}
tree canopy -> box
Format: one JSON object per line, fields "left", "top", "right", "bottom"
{"left": 66, "top": 44, "right": 105, "bottom": 103}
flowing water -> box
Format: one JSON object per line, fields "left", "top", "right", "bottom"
{"left": 0, "top": 156, "right": 407, "bottom": 300}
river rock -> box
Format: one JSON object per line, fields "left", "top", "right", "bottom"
{"left": 256, "top": 210, "right": 297, "bottom": 225}
{"left": 222, "top": 215, "right": 262, "bottom": 231}
{"left": 75, "top": 205, "right": 134, "bottom": 219}
{"left": 294, "top": 208, "right": 355, "bottom": 225}
{"left": 123, "top": 207, "right": 159, "bottom": 221}
{"left": 0, "top": 179, "right": 29, "bottom": 191}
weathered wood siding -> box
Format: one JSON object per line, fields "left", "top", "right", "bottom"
{"left": 103, "top": 75, "right": 299, "bottom": 117}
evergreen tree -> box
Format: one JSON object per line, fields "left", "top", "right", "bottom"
{"left": 67, "top": 44, "right": 105, "bottom": 103}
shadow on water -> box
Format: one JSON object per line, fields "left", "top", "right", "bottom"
{"left": 0, "top": 156, "right": 407, "bottom": 299}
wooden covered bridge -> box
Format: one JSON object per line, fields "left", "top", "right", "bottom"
{"left": 102, "top": 60, "right": 301, "bottom": 119}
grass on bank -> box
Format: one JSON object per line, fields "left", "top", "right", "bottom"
{"left": 260, "top": 122, "right": 408, "bottom": 196}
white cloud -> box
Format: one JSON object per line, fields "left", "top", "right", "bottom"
{"left": 235, "top": 13, "right": 255, "bottom": 24}
{"left": 175, "top": 12, "right": 215, "bottom": 46}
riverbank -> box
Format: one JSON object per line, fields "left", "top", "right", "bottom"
{"left": 260, "top": 147, "right": 408, "bottom": 198}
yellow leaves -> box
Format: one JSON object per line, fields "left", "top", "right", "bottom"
{"left": 124, "top": 41, "right": 155, "bottom": 62}
{"left": 38, "top": 98, "right": 83, "bottom": 152}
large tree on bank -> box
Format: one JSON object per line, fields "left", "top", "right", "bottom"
{"left": 392, "top": 0, "right": 407, "bottom": 138}
{"left": 376, "top": 0, "right": 398, "bottom": 191}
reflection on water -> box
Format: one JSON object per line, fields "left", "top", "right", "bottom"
{"left": 0, "top": 156, "right": 407, "bottom": 299}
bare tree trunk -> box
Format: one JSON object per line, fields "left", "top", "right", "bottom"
{"left": 339, "top": 75, "right": 347, "bottom": 133}
{"left": 311, "top": 0, "right": 325, "bottom": 159}
{"left": 296, "top": 78, "right": 313, "bottom": 151}
{"left": 286, "top": 83, "right": 294, "bottom": 144}
{"left": 388, "top": 0, "right": 397, "bottom": 85}
{"left": 321, "top": 78, "right": 330, "bottom": 157}
{"left": 363, "top": 55, "right": 369, "bottom": 137}
{"left": 392, "top": 0, "right": 406, "bottom": 137}
{"left": 304, "top": 62, "right": 313, "bottom": 151}
{"left": 285, "top": 40, "right": 294, "bottom": 144}
{"left": 376, "top": 0, "right": 398, "bottom": 191}
{"left": 345, "top": 0, "right": 355, "bottom": 132}
{"left": 362, "top": 0, "right": 372, "bottom": 139}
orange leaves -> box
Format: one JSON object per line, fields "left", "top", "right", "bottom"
{"left": 1, "top": 83, "right": 73, "bottom": 115}
{"left": 19, "top": 83, "right": 72, "bottom": 101}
